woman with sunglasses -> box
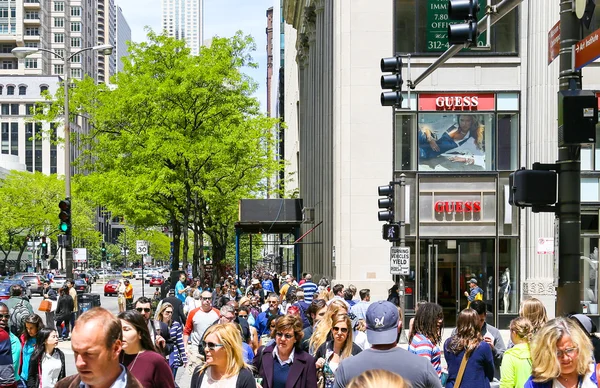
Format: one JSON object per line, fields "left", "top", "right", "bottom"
{"left": 117, "top": 310, "right": 175, "bottom": 388}
{"left": 191, "top": 323, "right": 255, "bottom": 387}
{"left": 25, "top": 328, "right": 65, "bottom": 388}
{"left": 156, "top": 302, "right": 187, "bottom": 380}
{"left": 314, "top": 315, "right": 362, "bottom": 388}
{"left": 308, "top": 300, "right": 348, "bottom": 356}
{"left": 253, "top": 314, "right": 317, "bottom": 388}
{"left": 525, "top": 317, "right": 598, "bottom": 388}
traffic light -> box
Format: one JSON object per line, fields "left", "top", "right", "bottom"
{"left": 58, "top": 198, "right": 71, "bottom": 234}
{"left": 509, "top": 168, "right": 557, "bottom": 208}
{"left": 40, "top": 237, "right": 48, "bottom": 259}
{"left": 378, "top": 184, "right": 395, "bottom": 222}
{"left": 380, "top": 55, "right": 403, "bottom": 107}
{"left": 101, "top": 242, "right": 107, "bottom": 261}
{"left": 382, "top": 223, "right": 400, "bottom": 241}
{"left": 447, "top": 0, "right": 480, "bottom": 46}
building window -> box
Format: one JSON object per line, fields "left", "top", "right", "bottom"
{"left": 50, "top": 123, "right": 57, "bottom": 173}
{"left": 2, "top": 61, "right": 14, "bottom": 69}
{"left": 70, "top": 22, "right": 81, "bottom": 32}
{"left": 24, "top": 59, "right": 37, "bottom": 69}
{"left": 70, "top": 37, "right": 80, "bottom": 47}
{"left": 24, "top": 42, "right": 38, "bottom": 48}
{"left": 498, "top": 238, "right": 519, "bottom": 315}
{"left": 54, "top": 17, "right": 64, "bottom": 28}
{"left": 394, "top": 0, "right": 518, "bottom": 55}
{"left": 54, "top": 1, "right": 64, "bottom": 12}
{"left": 18, "top": 86, "right": 26, "bottom": 95}
{"left": 0, "top": 122, "right": 7, "bottom": 154}
{"left": 6, "top": 85, "right": 14, "bottom": 95}
{"left": 54, "top": 33, "right": 64, "bottom": 43}
{"left": 0, "top": 24, "right": 8, "bottom": 34}
{"left": 54, "top": 49, "right": 64, "bottom": 59}
{"left": 25, "top": 122, "right": 32, "bottom": 171}
{"left": 71, "top": 54, "right": 80, "bottom": 63}
{"left": 25, "top": 28, "right": 39, "bottom": 36}
{"left": 71, "top": 6, "right": 81, "bottom": 16}
{"left": 40, "top": 85, "right": 48, "bottom": 93}
{"left": 1, "top": 104, "right": 8, "bottom": 115}
{"left": 25, "top": 103, "right": 34, "bottom": 115}
{"left": 70, "top": 68, "right": 81, "bottom": 78}
{"left": 34, "top": 123, "right": 42, "bottom": 172}
{"left": 10, "top": 122, "right": 17, "bottom": 155}
{"left": 53, "top": 64, "right": 63, "bottom": 75}
{"left": 0, "top": 8, "right": 8, "bottom": 17}
{"left": 25, "top": 12, "right": 39, "bottom": 20}
{"left": 10, "top": 104, "right": 18, "bottom": 115}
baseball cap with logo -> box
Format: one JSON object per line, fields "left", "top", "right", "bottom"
{"left": 365, "top": 301, "right": 399, "bottom": 345}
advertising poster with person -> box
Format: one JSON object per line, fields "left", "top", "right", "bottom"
{"left": 417, "top": 113, "right": 493, "bottom": 171}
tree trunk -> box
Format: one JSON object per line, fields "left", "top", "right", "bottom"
{"left": 170, "top": 216, "right": 182, "bottom": 286}
{"left": 209, "top": 229, "right": 228, "bottom": 283}
{"left": 15, "top": 238, "right": 28, "bottom": 273}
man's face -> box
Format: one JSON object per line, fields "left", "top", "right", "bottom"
{"left": 179, "top": 274, "right": 186, "bottom": 282}
{"left": 201, "top": 292, "right": 212, "bottom": 310}
{"left": 135, "top": 302, "right": 152, "bottom": 322}
{"left": 72, "top": 320, "right": 122, "bottom": 387}
{"left": 469, "top": 282, "right": 475, "bottom": 289}
{"left": 0, "top": 306, "right": 8, "bottom": 331}
{"left": 477, "top": 313, "right": 486, "bottom": 329}
{"left": 220, "top": 311, "right": 235, "bottom": 323}
{"left": 267, "top": 297, "right": 279, "bottom": 312}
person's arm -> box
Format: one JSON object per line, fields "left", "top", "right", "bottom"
{"left": 183, "top": 309, "right": 196, "bottom": 355}
{"left": 173, "top": 323, "right": 187, "bottom": 365}
{"left": 153, "top": 355, "right": 176, "bottom": 388}
{"left": 481, "top": 342, "right": 495, "bottom": 382}
{"left": 490, "top": 328, "right": 506, "bottom": 366}
{"left": 10, "top": 334, "right": 21, "bottom": 379}
{"left": 499, "top": 352, "right": 515, "bottom": 388}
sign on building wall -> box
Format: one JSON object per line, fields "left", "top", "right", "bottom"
{"left": 390, "top": 247, "right": 410, "bottom": 275}
{"left": 426, "top": 0, "right": 486, "bottom": 52}
{"left": 537, "top": 237, "right": 554, "bottom": 254}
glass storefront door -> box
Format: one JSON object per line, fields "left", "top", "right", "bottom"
{"left": 420, "top": 239, "right": 495, "bottom": 326}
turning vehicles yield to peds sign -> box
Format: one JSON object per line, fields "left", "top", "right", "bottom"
{"left": 390, "top": 246, "right": 410, "bottom": 275}
{"left": 136, "top": 240, "right": 148, "bottom": 255}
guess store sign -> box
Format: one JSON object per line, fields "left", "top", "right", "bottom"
{"left": 434, "top": 200, "right": 482, "bottom": 214}
{"left": 419, "top": 93, "right": 495, "bottom": 111}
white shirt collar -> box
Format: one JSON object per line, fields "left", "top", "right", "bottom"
{"left": 273, "top": 345, "right": 295, "bottom": 366}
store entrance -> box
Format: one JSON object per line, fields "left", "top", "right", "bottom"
{"left": 419, "top": 239, "right": 495, "bottom": 327}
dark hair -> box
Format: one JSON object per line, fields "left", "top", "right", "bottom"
{"left": 117, "top": 310, "right": 156, "bottom": 352}
{"left": 31, "top": 328, "right": 57, "bottom": 363}
{"left": 266, "top": 315, "right": 280, "bottom": 331}
{"left": 307, "top": 299, "right": 327, "bottom": 325}
{"left": 23, "top": 314, "right": 44, "bottom": 339}
{"left": 333, "top": 284, "right": 344, "bottom": 295}
{"left": 135, "top": 296, "right": 152, "bottom": 307}
{"left": 343, "top": 289, "right": 354, "bottom": 301}
{"left": 359, "top": 289, "right": 370, "bottom": 300}
{"left": 470, "top": 300, "right": 487, "bottom": 316}
{"left": 238, "top": 306, "right": 250, "bottom": 315}
{"left": 409, "top": 303, "right": 444, "bottom": 345}
{"left": 447, "top": 309, "right": 482, "bottom": 356}
{"left": 10, "top": 285, "right": 22, "bottom": 297}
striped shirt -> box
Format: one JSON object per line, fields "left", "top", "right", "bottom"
{"left": 408, "top": 333, "right": 442, "bottom": 377}
{"left": 300, "top": 281, "right": 318, "bottom": 302}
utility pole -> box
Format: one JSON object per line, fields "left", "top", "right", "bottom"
{"left": 556, "top": 0, "right": 583, "bottom": 315}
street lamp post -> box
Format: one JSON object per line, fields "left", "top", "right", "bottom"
{"left": 12, "top": 44, "right": 113, "bottom": 279}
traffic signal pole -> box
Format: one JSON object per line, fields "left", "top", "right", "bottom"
{"left": 556, "top": 0, "right": 583, "bottom": 316}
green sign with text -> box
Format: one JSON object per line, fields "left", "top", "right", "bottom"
{"left": 426, "top": 0, "right": 486, "bottom": 52}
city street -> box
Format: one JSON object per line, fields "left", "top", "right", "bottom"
{"left": 34, "top": 278, "right": 191, "bottom": 387}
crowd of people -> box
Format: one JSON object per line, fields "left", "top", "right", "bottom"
{"left": 1, "top": 270, "right": 600, "bottom": 388}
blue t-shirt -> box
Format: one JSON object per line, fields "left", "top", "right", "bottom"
{"left": 175, "top": 281, "right": 186, "bottom": 303}
{"left": 20, "top": 337, "right": 35, "bottom": 380}
{"left": 242, "top": 342, "right": 254, "bottom": 363}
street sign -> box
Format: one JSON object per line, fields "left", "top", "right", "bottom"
{"left": 73, "top": 248, "right": 87, "bottom": 263}
{"left": 390, "top": 246, "right": 410, "bottom": 275}
{"left": 548, "top": 21, "right": 560, "bottom": 65}
{"left": 136, "top": 240, "right": 148, "bottom": 255}
{"left": 537, "top": 237, "right": 554, "bottom": 255}
{"left": 573, "top": 28, "right": 600, "bottom": 70}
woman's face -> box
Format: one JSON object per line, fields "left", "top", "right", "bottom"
{"left": 162, "top": 308, "right": 173, "bottom": 323}
{"left": 25, "top": 322, "right": 39, "bottom": 338}
{"left": 204, "top": 332, "right": 226, "bottom": 367}
{"left": 46, "top": 330, "right": 59, "bottom": 347}
{"left": 241, "top": 300, "right": 250, "bottom": 307}
{"left": 314, "top": 307, "right": 327, "bottom": 324}
{"left": 437, "top": 316, "right": 443, "bottom": 330}
{"left": 459, "top": 116, "right": 474, "bottom": 131}
{"left": 275, "top": 328, "right": 296, "bottom": 354}
{"left": 332, "top": 321, "right": 348, "bottom": 344}
{"left": 556, "top": 334, "right": 580, "bottom": 376}
{"left": 120, "top": 319, "right": 141, "bottom": 353}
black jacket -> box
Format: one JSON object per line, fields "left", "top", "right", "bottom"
{"left": 27, "top": 348, "right": 66, "bottom": 388}
{"left": 55, "top": 295, "right": 73, "bottom": 322}
{"left": 149, "top": 319, "right": 173, "bottom": 356}
{"left": 161, "top": 296, "right": 185, "bottom": 324}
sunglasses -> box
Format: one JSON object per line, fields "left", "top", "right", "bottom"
{"left": 268, "top": 301, "right": 278, "bottom": 304}
{"left": 164, "top": 310, "right": 173, "bottom": 315}
{"left": 332, "top": 326, "right": 348, "bottom": 334}
{"left": 136, "top": 308, "right": 151, "bottom": 313}
{"left": 276, "top": 332, "right": 294, "bottom": 340}
{"left": 201, "top": 297, "right": 212, "bottom": 301}
{"left": 202, "top": 341, "right": 224, "bottom": 351}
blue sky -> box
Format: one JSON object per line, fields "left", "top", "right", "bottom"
{"left": 116, "top": 0, "right": 274, "bottom": 111}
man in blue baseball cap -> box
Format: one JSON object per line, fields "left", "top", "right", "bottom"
{"left": 333, "top": 300, "right": 441, "bottom": 388}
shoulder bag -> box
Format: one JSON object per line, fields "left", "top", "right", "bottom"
{"left": 454, "top": 352, "right": 470, "bottom": 388}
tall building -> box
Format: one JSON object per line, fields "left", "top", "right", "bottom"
{"left": 161, "top": 0, "right": 203, "bottom": 55}
{"left": 281, "top": 0, "right": 600, "bottom": 327}
{"left": 97, "top": 0, "right": 115, "bottom": 84}
{"left": 115, "top": 3, "right": 130, "bottom": 73}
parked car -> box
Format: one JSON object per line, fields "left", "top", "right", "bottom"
{"left": 104, "top": 279, "right": 120, "bottom": 297}
{"left": 121, "top": 269, "right": 133, "bottom": 279}
{"left": 18, "top": 274, "right": 45, "bottom": 296}
{"left": 144, "top": 271, "right": 154, "bottom": 284}
{"left": 149, "top": 275, "right": 164, "bottom": 287}
{"left": 0, "top": 279, "right": 32, "bottom": 300}
{"left": 133, "top": 269, "right": 143, "bottom": 280}
{"left": 51, "top": 275, "right": 67, "bottom": 290}
{"left": 73, "top": 279, "right": 89, "bottom": 294}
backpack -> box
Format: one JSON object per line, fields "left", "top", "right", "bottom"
{"left": 285, "top": 285, "right": 298, "bottom": 303}
{"left": 10, "top": 299, "right": 29, "bottom": 336}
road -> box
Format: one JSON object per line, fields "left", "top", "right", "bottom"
{"left": 34, "top": 278, "right": 191, "bottom": 387}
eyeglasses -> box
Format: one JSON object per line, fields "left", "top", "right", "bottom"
{"left": 332, "top": 326, "right": 348, "bottom": 334}
{"left": 268, "top": 301, "right": 278, "bottom": 305}
{"left": 136, "top": 308, "right": 151, "bottom": 313}
{"left": 164, "top": 310, "right": 173, "bottom": 315}
{"left": 0, "top": 314, "right": 9, "bottom": 320}
{"left": 556, "top": 347, "right": 578, "bottom": 359}
{"left": 276, "top": 332, "right": 294, "bottom": 340}
{"left": 202, "top": 341, "right": 224, "bottom": 351}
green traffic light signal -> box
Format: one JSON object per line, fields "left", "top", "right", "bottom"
{"left": 58, "top": 199, "right": 71, "bottom": 234}
{"left": 59, "top": 222, "right": 69, "bottom": 233}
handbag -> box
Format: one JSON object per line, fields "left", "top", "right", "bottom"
{"left": 454, "top": 351, "right": 470, "bottom": 388}
{"left": 38, "top": 299, "right": 52, "bottom": 312}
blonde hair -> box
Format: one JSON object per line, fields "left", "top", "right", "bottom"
{"left": 510, "top": 317, "right": 533, "bottom": 343}
{"left": 156, "top": 302, "right": 173, "bottom": 324}
{"left": 309, "top": 300, "right": 348, "bottom": 355}
{"left": 199, "top": 323, "right": 249, "bottom": 377}
{"left": 531, "top": 317, "right": 593, "bottom": 382}
{"left": 347, "top": 369, "right": 410, "bottom": 388}
{"left": 317, "top": 289, "right": 332, "bottom": 302}
{"left": 331, "top": 315, "right": 354, "bottom": 360}
{"left": 520, "top": 298, "right": 548, "bottom": 333}
{"left": 238, "top": 297, "right": 251, "bottom": 307}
